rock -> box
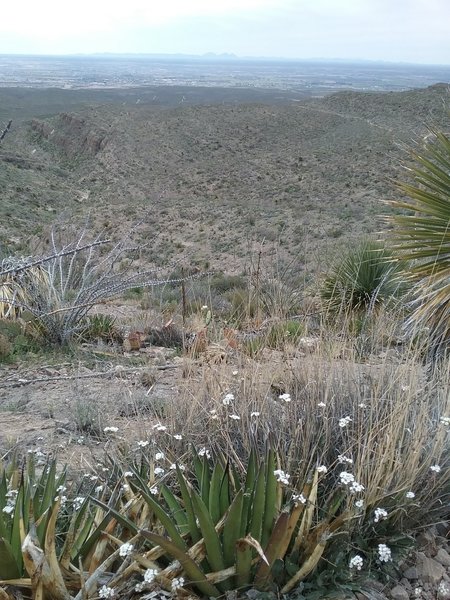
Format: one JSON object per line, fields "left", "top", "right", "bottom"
{"left": 390, "top": 585, "right": 409, "bottom": 600}
{"left": 403, "top": 566, "right": 419, "bottom": 580}
{"left": 417, "top": 530, "right": 438, "bottom": 555}
{"left": 416, "top": 552, "right": 446, "bottom": 585}
{"left": 436, "top": 548, "right": 450, "bottom": 567}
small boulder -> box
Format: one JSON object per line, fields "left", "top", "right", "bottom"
{"left": 436, "top": 548, "right": 450, "bottom": 568}
{"left": 416, "top": 552, "right": 446, "bottom": 585}
{"left": 390, "top": 585, "right": 409, "bottom": 600}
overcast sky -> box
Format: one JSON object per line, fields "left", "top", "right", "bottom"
{"left": 1, "top": 0, "right": 449, "bottom": 65}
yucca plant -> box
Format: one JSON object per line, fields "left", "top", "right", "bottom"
{"left": 387, "top": 127, "right": 450, "bottom": 355}
{"left": 321, "top": 240, "right": 405, "bottom": 315}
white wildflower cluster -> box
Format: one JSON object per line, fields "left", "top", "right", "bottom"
{"left": 98, "top": 585, "right": 115, "bottom": 598}
{"left": 378, "top": 543, "right": 392, "bottom": 562}
{"left": 2, "top": 489, "right": 18, "bottom": 516}
{"left": 349, "top": 555, "right": 364, "bottom": 570}
{"left": 430, "top": 464, "right": 441, "bottom": 473}
{"left": 124, "top": 471, "right": 133, "bottom": 478}
{"left": 279, "top": 393, "right": 291, "bottom": 402}
{"left": 103, "top": 426, "right": 119, "bottom": 434}
{"left": 210, "top": 409, "right": 219, "bottom": 420}
{"left": 250, "top": 411, "right": 260, "bottom": 417}
{"left": 170, "top": 464, "right": 186, "bottom": 471}
{"left": 95, "top": 485, "right": 104, "bottom": 495}
{"left": 150, "top": 486, "right": 158, "bottom": 496}
{"left": 73, "top": 496, "right": 85, "bottom": 510}
{"left": 55, "top": 485, "right": 67, "bottom": 506}
{"left": 440, "top": 416, "right": 450, "bottom": 426}
{"left": 317, "top": 465, "right": 328, "bottom": 474}
{"left": 358, "top": 403, "right": 367, "bottom": 409}
{"left": 339, "top": 472, "right": 364, "bottom": 494}
{"left": 337, "top": 455, "right": 353, "bottom": 465}
{"left": 153, "top": 424, "right": 167, "bottom": 432}
{"left": 317, "top": 402, "right": 326, "bottom": 408}
{"left": 198, "top": 447, "right": 211, "bottom": 459}
{"left": 119, "top": 542, "right": 134, "bottom": 557}
{"left": 135, "top": 568, "right": 160, "bottom": 592}
{"left": 223, "top": 393, "right": 234, "bottom": 405}
{"left": 339, "top": 416, "right": 352, "bottom": 428}
{"left": 171, "top": 577, "right": 185, "bottom": 591}
{"left": 374, "top": 508, "right": 388, "bottom": 523}
{"left": 154, "top": 467, "right": 165, "bottom": 476}
{"left": 292, "top": 493, "right": 307, "bottom": 505}
{"left": 173, "top": 434, "right": 183, "bottom": 440}
{"left": 355, "top": 499, "right": 364, "bottom": 509}
{"left": 274, "top": 469, "right": 290, "bottom": 485}
{"left": 406, "top": 491, "right": 415, "bottom": 499}
{"left": 137, "top": 440, "right": 149, "bottom": 448}
{"left": 229, "top": 414, "right": 240, "bottom": 420}
{"left": 155, "top": 452, "right": 165, "bottom": 461}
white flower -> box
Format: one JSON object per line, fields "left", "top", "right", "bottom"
{"left": 430, "top": 464, "right": 441, "bottom": 473}
{"left": 440, "top": 416, "right": 450, "bottom": 426}
{"left": 144, "top": 568, "right": 158, "bottom": 583}
{"left": 358, "top": 403, "right": 367, "bottom": 409}
{"left": 155, "top": 452, "right": 165, "bottom": 461}
{"left": 198, "top": 447, "right": 211, "bottom": 459}
{"left": 229, "top": 414, "right": 241, "bottom": 420}
{"left": 124, "top": 471, "right": 133, "bottom": 478}
{"left": 103, "top": 426, "right": 119, "bottom": 433}
{"left": 73, "top": 497, "right": 85, "bottom": 510}
{"left": 171, "top": 577, "right": 185, "bottom": 591}
{"left": 250, "top": 411, "right": 260, "bottom": 417}
{"left": 119, "top": 542, "right": 134, "bottom": 557}
{"left": 232, "top": 370, "right": 239, "bottom": 376}
{"left": 121, "top": 484, "right": 130, "bottom": 492}
{"left": 95, "top": 485, "right": 104, "bottom": 494}
{"left": 135, "top": 582, "right": 145, "bottom": 592}
{"left": 374, "top": 508, "right": 388, "bottom": 523}
{"left": 292, "top": 493, "right": 307, "bottom": 505}
{"left": 77, "top": 437, "right": 85, "bottom": 444}
{"left": 355, "top": 499, "right": 364, "bottom": 509}
{"left": 99, "top": 585, "right": 115, "bottom": 598}
{"left": 154, "top": 467, "right": 165, "bottom": 476}
{"left": 56, "top": 485, "right": 67, "bottom": 494}
{"left": 378, "top": 543, "right": 392, "bottom": 562}
{"left": 223, "top": 393, "right": 234, "bottom": 405}
{"left": 406, "top": 491, "right": 415, "bottom": 499}
{"left": 317, "top": 402, "right": 326, "bottom": 408}
{"left": 90, "top": 475, "right": 99, "bottom": 482}
{"left": 150, "top": 486, "right": 158, "bottom": 495}
{"left": 317, "top": 465, "right": 328, "bottom": 474}
{"left": 153, "top": 424, "right": 167, "bottom": 432}
{"left": 173, "top": 434, "right": 183, "bottom": 440}
{"left": 337, "top": 455, "right": 353, "bottom": 465}
{"left": 339, "top": 416, "right": 352, "bottom": 428}
{"left": 56, "top": 495, "right": 67, "bottom": 506}
{"left": 279, "top": 393, "right": 291, "bottom": 402}
{"left": 2, "top": 505, "right": 14, "bottom": 515}
{"left": 339, "top": 471, "right": 355, "bottom": 485}
{"left": 349, "top": 555, "right": 364, "bottom": 570}
{"left": 201, "top": 305, "right": 208, "bottom": 311}
{"left": 274, "top": 469, "right": 290, "bottom": 485}
{"left": 137, "top": 440, "right": 149, "bottom": 448}
{"left": 349, "top": 481, "right": 365, "bottom": 494}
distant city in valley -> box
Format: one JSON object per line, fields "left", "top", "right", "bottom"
{"left": 1, "top": 54, "right": 449, "bottom": 96}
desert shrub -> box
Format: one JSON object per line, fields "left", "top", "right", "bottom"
{"left": 321, "top": 240, "right": 406, "bottom": 316}
{"left": 78, "top": 313, "right": 121, "bottom": 344}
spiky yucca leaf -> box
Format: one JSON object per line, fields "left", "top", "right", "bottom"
{"left": 388, "top": 128, "right": 450, "bottom": 353}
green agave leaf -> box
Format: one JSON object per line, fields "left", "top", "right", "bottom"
{"left": 249, "top": 463, "right": 266, "bottom": 542}
{"left": 10, "top": 482, "right": 23, "bottom": 574}
{"left": 254, "top": 511, "right": 290, "bottom": 589}
{"left": 190, "top": 489, "right": 225, "bottom": 574}
{"left": 222, "top": 490, "right": 244, "bottom": 568}
{"left": 160, "top": 484, "right": 189, "bottom": 534}
{"left": 262, "top": 449, "right": 277, "bottom": 549}
{"left": 128, "top": 476, "right": 187, "bottom": 551}
{"left": 0, "top": 537, "right": 21, "bottom": 579}
{"left": 209, "top": 461, "right": 225, "bottom": 525}
{"left": 176, "top": 466, "right": 201, "bottom": 544}
{"left": 140, "top": 529, "right": 221, "bottom": 597}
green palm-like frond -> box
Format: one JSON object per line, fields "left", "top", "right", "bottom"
{"left": 388, "top": 127, "right": 450, "bottom": 351}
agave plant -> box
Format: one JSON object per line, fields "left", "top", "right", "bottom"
{"left": 321, "top": 240, "right": 405, "bottom": 315}
{"left": 96, "top": 448, "right": 353, "bottom": 597}
{"left": 387, "top": 127, "right": 450, "bottom": 354}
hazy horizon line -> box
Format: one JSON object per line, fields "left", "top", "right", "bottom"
{"left": 1, "top": 51, "right": 449, "bottom": 68}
